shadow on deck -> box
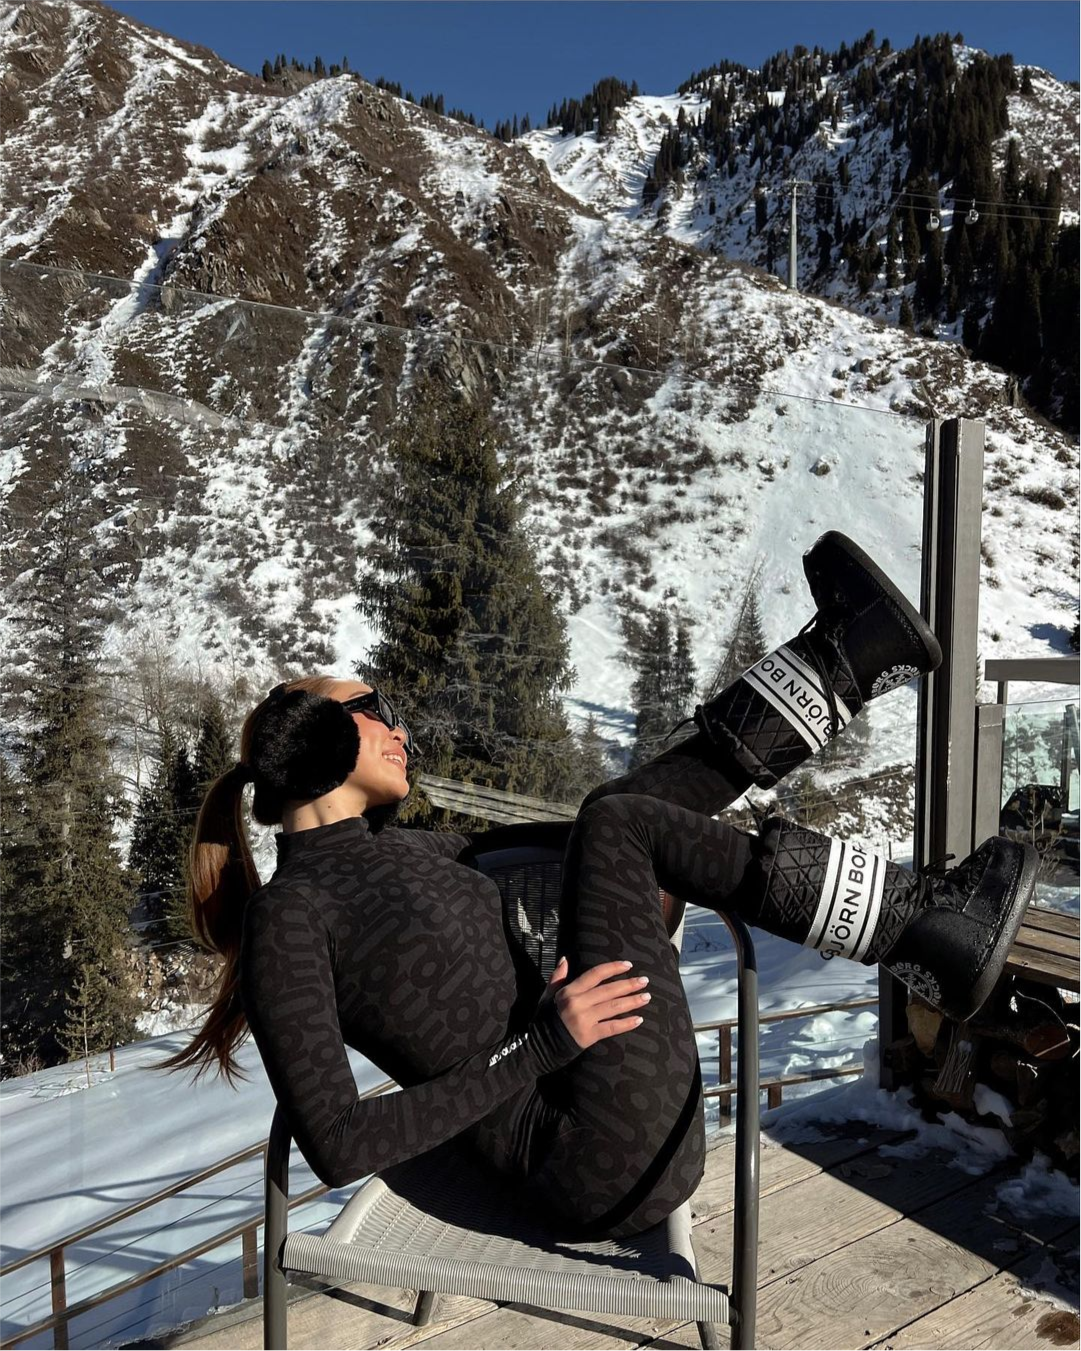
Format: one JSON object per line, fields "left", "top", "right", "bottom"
{"left": 136, "top": 1124, "right": 1078, "bottom": 1351}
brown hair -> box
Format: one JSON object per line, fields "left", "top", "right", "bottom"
{"left": 156, "top": 674, "right": 340, "bottom": 1083}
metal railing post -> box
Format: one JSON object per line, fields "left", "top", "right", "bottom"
{"left": 264, "top": 1114, "right": 291, "bottom": 1351}
{"left": 973, "top": 703, "right": 1006, "bottom": 848}
{"left": 881, "top": 417, "right": 986, "bottom": 1088}
{"left": 722, "top": 913, "right": 759, "bottom": 1351}
{"left": 49, "top": 1250, "right": 68, "bottom": 1351}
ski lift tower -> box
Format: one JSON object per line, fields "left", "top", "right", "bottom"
{"left": 787, "top": 179, "right": 813, "bottom": 292}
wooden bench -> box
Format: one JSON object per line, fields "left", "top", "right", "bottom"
{"left": 1004, "top": 904, "right": 1080, "bottom": 992}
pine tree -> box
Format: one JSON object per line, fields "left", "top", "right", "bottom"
{"left": 192, "top": 689, "right": 233, "bottom": 799}
{"left": 0, "top": 758, "right": 39, "bottom": 1072}
{"left": 902, "top": 204, "right": 922, "bottom": 281}
{"left": 706, "top": 575, "right": 768, "bottom": 697}
{"left": 1, "top": 466, "right": 138, "bottom": 1073}
{"left": 129, "top": 722, "right": 198, "bottom": 941}
{"left": 627, "top": 601, "right": 696, "bottom": 769}
{"left": 571, "top": 714, "right": 611, "bottom": 800}
{"left": 359, "top": 380, "right": 581, "bottom": 818}
{"left": 630, "top": 611, "right": 674, "bottom": 769}
{"left": 915, "top": 226, "right": 944, "bottom": 313}
{"left": 885, "top": 215, "right": 900, "bottom": 287}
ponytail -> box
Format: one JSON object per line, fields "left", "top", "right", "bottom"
{"left": 156, "top": 675, "right": 338, "bottom": 1083}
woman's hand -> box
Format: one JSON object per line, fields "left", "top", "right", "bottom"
{"left": 544, "top": 957, "right": 650, "bottom": 1049}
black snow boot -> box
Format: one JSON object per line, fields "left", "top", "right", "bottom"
{"left": 741, "top": 814, "right": 1038, "bottom": 1021}
{"left": 695, "top": 532, "right": 943, "bottom": 788}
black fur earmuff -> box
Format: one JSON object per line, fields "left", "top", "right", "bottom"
{"left": 248, "top": 687, "right": 361, "bottom": 801}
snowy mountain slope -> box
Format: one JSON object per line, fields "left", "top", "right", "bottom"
{"left": 522, "top": 42, "right": 1079, "bottom": 330}
{"left": 1, "top": 2, "right": 1077, "bottom": 821}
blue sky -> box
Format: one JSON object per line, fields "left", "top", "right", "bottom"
{"left": 110, "top": 2, "right": 1078, "bottom": 130}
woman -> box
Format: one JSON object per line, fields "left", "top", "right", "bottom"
{"left": 163, "top": 532, "right": 1036, "bottom": 1238}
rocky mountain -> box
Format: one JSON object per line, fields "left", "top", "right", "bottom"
{"left": 525, "top": 33, "right": 1079, "bottom": 429}
{"left": 1, "top": 1, "right": 1077, "bottom": 812}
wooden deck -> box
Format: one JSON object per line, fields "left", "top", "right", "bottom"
{"left": 156, "top": 1124, "right": 1078, "bottom": 1351}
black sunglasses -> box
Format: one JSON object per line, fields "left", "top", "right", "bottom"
{"left": 339, "top": 688, "right": 416, "bottom": 756}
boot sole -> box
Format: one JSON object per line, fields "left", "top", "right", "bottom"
{"left": 805, "top": 531, "right": 943, "bottom": 674}
{"left": 962, "top": 840, "right": 1040, "bottom": 1020}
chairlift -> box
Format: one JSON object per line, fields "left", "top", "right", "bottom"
{"left": 927, "top": 212, "right": 941, "bottom": 232}
{"left": 966, "top": 204, "right": 979, "bottom": 224}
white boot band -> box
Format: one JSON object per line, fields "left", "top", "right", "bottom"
{"left": 805, "top": 838, "right": 887, "bottom": 962}
{"left": 741, "top": 644, "right": 852, "bottom": 752}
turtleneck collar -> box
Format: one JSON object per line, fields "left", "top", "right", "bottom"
{"left": 275, "top": 814, "right": 371, "bottom": 862}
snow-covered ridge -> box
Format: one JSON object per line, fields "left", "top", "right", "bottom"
{"left": 520, "top": 42, "right": 1079, "bottom": 331}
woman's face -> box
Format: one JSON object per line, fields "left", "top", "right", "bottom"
{"left": 332, "top": 681, "right": 411, "bottom": 808}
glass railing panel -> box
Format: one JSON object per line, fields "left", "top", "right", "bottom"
{"left": 1000, "top": 698, "right": 1080, "bottom": 915}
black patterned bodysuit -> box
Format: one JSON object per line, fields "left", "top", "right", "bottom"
{"left": 240, "top": 734, "right": 757, "bottom": 1237}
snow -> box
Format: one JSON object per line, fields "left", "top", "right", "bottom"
{"left": 764, "top": 1039, "right": 1015, "bottom": 1175}
{"left": 994, "top": 1152, "right": 1080, "bottom": 1223}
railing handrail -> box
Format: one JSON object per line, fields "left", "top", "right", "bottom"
{"left": 1, "top": 994, "right": 877, "bottom": 1284}
{"left": 694, "top": 995, "right": 877, "bottom": 1033}
{"left": 0, "top": 1142, "right": 264, "bottom": 1278}
{"left": 0, "top": 1079, "right": 396, "bottom": 1279}
{"left": 984, "top": 656, "right": 1079, "bottom": 687}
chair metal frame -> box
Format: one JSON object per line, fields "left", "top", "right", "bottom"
{"left": 263, "top": 826, "right": 760, "bottom": 1348}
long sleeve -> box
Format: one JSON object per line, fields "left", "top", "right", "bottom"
{"left": 241, "top": 889, "right": 581, "bottom": 1189}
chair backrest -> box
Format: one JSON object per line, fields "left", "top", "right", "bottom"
{"left": 462, "top": 821, "right": 572, "bottom": 981}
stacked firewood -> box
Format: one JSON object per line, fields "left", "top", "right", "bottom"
{"left": 885, "top": 977, "right": 1079, "bottom": 1175}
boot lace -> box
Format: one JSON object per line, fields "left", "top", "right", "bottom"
{"left": 921, "top": 852, "right": 957, "bottom": 878}
{"left": 795, "top": 616, "right": 843, "bottom": 740}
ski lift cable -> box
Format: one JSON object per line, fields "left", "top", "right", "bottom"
{"left": 777, "top": 185, "right": 1064, "bottom": 226}
{"left": 777, "top": 179, "right": 1065, "bottom": 218}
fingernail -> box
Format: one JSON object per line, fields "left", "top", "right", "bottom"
{"left": 621, "top": 961, "right": 634, "bottom": 968}
{"left": 637, "top": 976, "right": 650, "bottom": 985}
{"left": 640, "top": 993, "right": 652, "bottom": 1003}
{"left": 633, "top": 1016, "right": 645, "bottom": 1025}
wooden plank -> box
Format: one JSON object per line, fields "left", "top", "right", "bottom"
{"left": 661, "top": 1174, "right": 1074, "bottom": 1351}
{"left": 415, "top": 773, "right": 579, "bottom": 823}
{"left": 869, "top": 1234, "right": 1079, "bottom": 1349}
{"left": 407, "top": 1148, "right": 992, "bottom": 1351}
{"left": 690, "top": 1125, "right": 907, "bottom": 1226}
{"left": 692, "top": 1145, "right": 982, "bottom": 1292}
{"left": 399, "top": 1302, "right": 697, "bottom": 1345}
{"left": 166, "top": 1284, "right": 494, "bottom": 1350}
{"left": 1004, "top": 948, "right": 1079, "bottom": 990}
{"left": 1020, "top": 909, "right": 1080, "bottom": 939}
{"left": 1010, "top": 928, "right": 1080, "bottom": 961}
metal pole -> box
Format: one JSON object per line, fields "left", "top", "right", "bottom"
{"left": 264, "top": 1113, "right": 291, "bottom": 1351}
{"left": 883, "top": 417, "right": 985, "bottom": 1089}
{"left": 788, "top": 188, "right": 798, "bottom": 292}
{"left": 787, "top": 180, "right": 811, "bottom": 292}
{"left": 723, "top": 913, "right": 759, "bottom": 1350}
{"left": 920, "top": 417, "right": 986, "bottom": 861}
